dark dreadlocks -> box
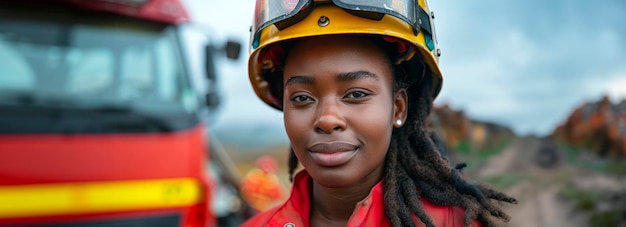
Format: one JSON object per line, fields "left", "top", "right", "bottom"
{"left": 379, "top": 61, "right": 517, "bottom": 227}
{"left": 268, "top": 36, "right": 517, "bottom": 227}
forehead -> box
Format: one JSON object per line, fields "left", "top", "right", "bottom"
{"left": 283, "top": 36, "right": 392, "bottom": 79}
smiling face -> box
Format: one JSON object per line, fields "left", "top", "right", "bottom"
{"left": 282, "top": 36, "right": 407, "bottom": 188}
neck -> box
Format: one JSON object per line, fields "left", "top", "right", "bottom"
{"left": 309, "top": 173, "right": 382, "bottom": 227}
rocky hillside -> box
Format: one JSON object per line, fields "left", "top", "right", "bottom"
{"left": 429, "top": 104, "right": 516, "bottom": 154}
{"left": 552, "top": 95, "right": 626, "bottom": 157}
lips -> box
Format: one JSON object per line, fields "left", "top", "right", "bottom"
{"left": 308, "top": 142, "right": 359, "bottom": 167}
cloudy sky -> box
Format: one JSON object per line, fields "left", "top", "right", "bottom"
{"left": 183, "top": 0, "right": 626, "bottom": 140}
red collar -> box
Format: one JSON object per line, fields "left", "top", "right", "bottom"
{"left": 262, "top": 171, "right": 476, "bottom": 227}
{"left": 265, "top": 171, "right": 387, "bottom": 227}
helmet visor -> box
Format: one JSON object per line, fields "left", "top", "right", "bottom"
{"left": 252, "top": 0, "right": 312, "bottom": 48}
{"left": 251, "top": 0, "right": 434, "bottom": 49}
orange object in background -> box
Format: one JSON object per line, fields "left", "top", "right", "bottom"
{"left": 240, "top": 156, "right": 286, "bottom": 213}
{"left": 553, "top": 96, "right": 626, "bottom": 157}
{"left": 0, "top": 0, "right": 242, "bottom": 226}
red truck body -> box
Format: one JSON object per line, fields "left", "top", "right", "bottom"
{"left": 0, "top": 0, "right": 227, "bottom": 226}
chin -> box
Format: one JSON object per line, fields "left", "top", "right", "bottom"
{"left": 309, "top": 168, "right": 361, "bottom": 188}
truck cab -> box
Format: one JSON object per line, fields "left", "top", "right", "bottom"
{"left": 0, "top": 0, "right": 241, "bottom": 226}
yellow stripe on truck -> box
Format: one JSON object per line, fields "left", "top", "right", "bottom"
{"left": 0, "top": 178, "right": 202, "bottom": 218}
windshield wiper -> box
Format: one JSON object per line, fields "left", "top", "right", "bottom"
{"left": 0, "top": 101, "right": 174, "bottom": 133}
{"left": 87, "top": 104, "right": 174, "bottom": 132}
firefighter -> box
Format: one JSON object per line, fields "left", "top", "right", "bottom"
{"left": 239, "top": 155, "right": 286, "bottom": 213}
{"left": 243, "top": 0, "right": 517, "bottom": 226}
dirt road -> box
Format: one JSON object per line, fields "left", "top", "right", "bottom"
{"left": 470, "top": 137, "right": 626, "bottom": 227}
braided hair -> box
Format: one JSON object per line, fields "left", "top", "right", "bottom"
{"left": 267, "top": 36, "right": 517, "bottom": 227}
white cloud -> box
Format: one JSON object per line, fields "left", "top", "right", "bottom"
{"left": 599, "top": 70, "right": 626, "bottom": 103}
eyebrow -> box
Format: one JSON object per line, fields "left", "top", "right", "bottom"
{"left": 285, "top": 76, "right": 314, "bottom": 86}
{"left": 285, "top": 71, "right": 379, "bottom": 86}
{"left": 337, "top": 71, "right": 380, "bottom": 82}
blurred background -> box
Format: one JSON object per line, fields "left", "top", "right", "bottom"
{"left": 188, "top": 0, "right": 626, "bottom": 226}
{"left": 0, "top": 0, "right": 624, "bottom": 226}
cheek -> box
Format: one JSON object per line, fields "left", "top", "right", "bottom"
{"left": 353, "top": 108, "right": 394, "bottom": 146}
{"left": 346, "top": 98, "right": 395, "bottom": 144}
{"left": 283, "top": 109, "right": 308, "bottom": 142}
{"left": 283, "top": 109, "right": 314, "bottom": 164}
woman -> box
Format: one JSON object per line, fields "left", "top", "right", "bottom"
{"left": 242, "top": 1, "right": 516, "bottom": 226}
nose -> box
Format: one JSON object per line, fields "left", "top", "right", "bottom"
{"left": 314, "top": 99, "right": 347, "bottom": 134}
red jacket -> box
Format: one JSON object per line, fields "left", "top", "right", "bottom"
{"left": 241, "top": 171, "right": 480, "bottom": 227}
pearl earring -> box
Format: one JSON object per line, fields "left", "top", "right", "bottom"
{"left": 396, "top": 119, "right": 402, "bottom": 126}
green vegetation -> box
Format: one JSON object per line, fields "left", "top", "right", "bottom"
{"left": 555, "top": 141, "right": 626, "bottom": 226}
{"left": 588, "top": 161, "right": 626, "bottom": 175}
{"left": 454, "top": 140, "right": 471, "bottom": 155}
{"left": 555, "top": 141, "right": 626, "bottom": 175}
{"left": 603, "top": 161, "right": 626, "bottom": 175}
{"left": 480, "top": 173, "right": 526, "bottom": 190}
{"left": 453, "top": 135, "right": 515, "bottom": 172}
{"left": 559, "top": 187, "right": 624, "bottom": 227}
{"left": 559, "top": 140, "right": 626, "bottom": 175}
{"left": 590, "top": 210, "right": 622, "bottom": 227}
{"left": 477, "top": 136, "right": 514, "bottom": 158}
{"left": 559, "top": 187, "right": 600, "bottom": 211}
{"left": 559, "top": 142, "right": 581, "bottom": 164}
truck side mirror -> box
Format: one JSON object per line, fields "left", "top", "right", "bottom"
{"left": 204, "top": 39, "right": 240, "bottom": 80}
{"left": 206, "top": 92, "right": 220, "bottom": 108}
{"left": 203, "top": 39, "right": 241, "bottom": 109}
{"left": 204, "top": 44, "right": 217, "bottom": 80}
{"left": 224, "top": 40, "right": 241, "bottom": 60}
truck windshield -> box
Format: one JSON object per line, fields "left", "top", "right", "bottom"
{"left": 0, "top": 11, "right": 199, "bottom": 133}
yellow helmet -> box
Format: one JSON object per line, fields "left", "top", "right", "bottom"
{"left": 248, "top": 0, "right": 442, "bottom": 110}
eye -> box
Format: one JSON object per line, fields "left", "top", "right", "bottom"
{"left": 345, "top": 90, "right": 370, "bottom": 99}
{"left": 291, "top": 95, "right": 313, "bottom": 103}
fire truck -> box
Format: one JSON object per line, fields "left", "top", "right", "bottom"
{"left": 0, "top": 0, "right": 242, "bottom": 226}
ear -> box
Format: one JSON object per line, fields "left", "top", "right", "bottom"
{"left": 393, "top": 89, "right": 408, "bottom": 128}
